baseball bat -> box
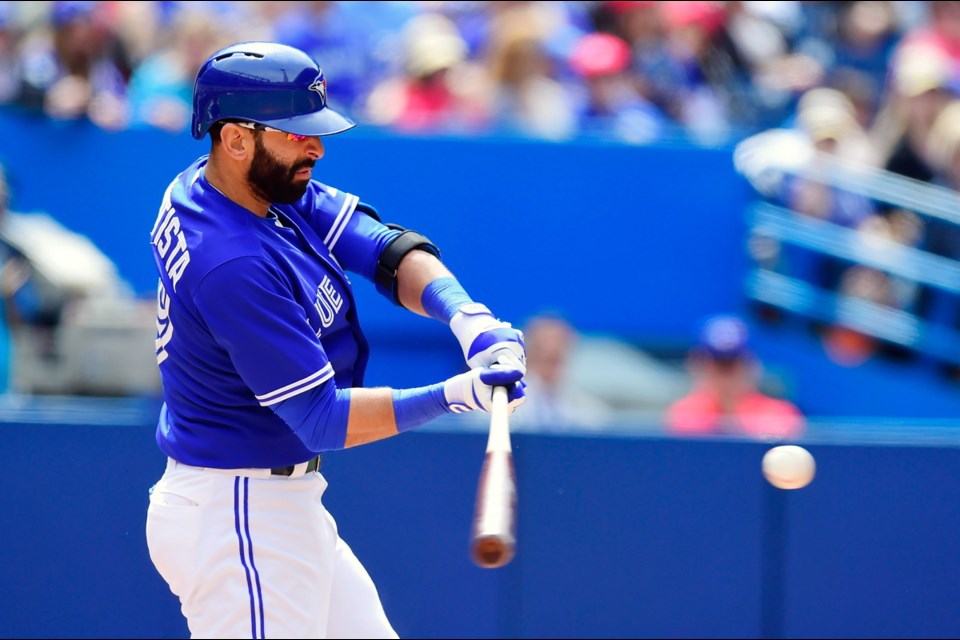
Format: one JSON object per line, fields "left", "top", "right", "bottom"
{"left": 470, "top": 385, "right": 517, "bottom": 569}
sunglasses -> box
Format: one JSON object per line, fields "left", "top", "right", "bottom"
{"left": 234, "top": 121, "right": 310, "bottom": 142}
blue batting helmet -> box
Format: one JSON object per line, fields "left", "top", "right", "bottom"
{"left": 191, "top": 41, "right": 356, "bottom": 140}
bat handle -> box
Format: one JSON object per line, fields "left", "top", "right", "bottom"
{"left": 487, "top": 385, "right": 511, "bottom": 453}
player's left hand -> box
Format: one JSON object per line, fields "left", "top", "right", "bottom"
{"left": 450, "top": 303, "right": 526, "bottom": 374}
{"left": 443, "top": 365, "right": 527, "bottom": 414}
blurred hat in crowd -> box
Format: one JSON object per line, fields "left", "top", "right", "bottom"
{"left": 695, "top": 315, "right": 753, "bottom": 361}
{"left": 796, "top": 87, "right": 859, "bottom": 142}
{"left": 402, "top": 13, "right": 467, "bottom": 78}
{"left": 892, "top": 43, "right": 957, "bottom": 98}
{"left": 569, "top": 32, "right": 631, "bottom": 78}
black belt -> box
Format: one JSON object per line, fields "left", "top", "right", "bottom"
{"left": 270, "top": 456, "right": 321, "bottom": 476}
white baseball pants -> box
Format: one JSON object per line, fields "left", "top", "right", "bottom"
{"left": 146, "top": 458, "right": 397, "bottom": 639}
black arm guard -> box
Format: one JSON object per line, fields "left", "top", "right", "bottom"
{"left": 357, "top": 203, "right": 442, "bottom": 305}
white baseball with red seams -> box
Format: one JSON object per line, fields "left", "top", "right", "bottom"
{"left": 762, "top": 445, "right": 816, "bottom": 489}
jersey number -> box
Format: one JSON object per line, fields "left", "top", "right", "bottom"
{"left": 156, "top": 280, "right": 173, "bottom": 365}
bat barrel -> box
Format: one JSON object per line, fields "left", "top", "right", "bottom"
{"left": 470, "top": 386, "right": 517, "bottom": 569}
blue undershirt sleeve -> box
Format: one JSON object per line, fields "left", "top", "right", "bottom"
{"left": 392, "top": 383, "right": 449, "bottom": 432}
{"left": 270, "top": 383, "right": 352, "bottom": 451}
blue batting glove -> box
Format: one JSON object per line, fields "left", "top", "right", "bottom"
{"left": 449, "top": 303, "right": 527, "bottom": 374}
{"left": 443, "top": 365, "right": 527, "bottom": 414}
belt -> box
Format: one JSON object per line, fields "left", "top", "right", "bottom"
{"left": 270, "top": 455, "right": 321, "bottom": 477}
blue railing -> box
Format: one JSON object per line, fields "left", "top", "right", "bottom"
{"left": 736, "top": 129, "right": 960, "bottom": 369}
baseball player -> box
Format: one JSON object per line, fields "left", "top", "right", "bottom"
{"left": 145, "top": 41, "right": 527, "bottom": 639}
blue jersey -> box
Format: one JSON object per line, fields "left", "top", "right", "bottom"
{"left": 150, "top": 156, "right": 398, "bottom": 469}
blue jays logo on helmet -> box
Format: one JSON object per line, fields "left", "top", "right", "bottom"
{"left": 309, "top": 74, "right": 327, "bottom": 107}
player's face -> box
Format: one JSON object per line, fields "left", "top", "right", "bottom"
{"left": 246, "top": 132, "right": 323, "bottom": 204}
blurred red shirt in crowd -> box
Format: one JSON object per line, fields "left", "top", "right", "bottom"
{"left": 665, "top": 315, "right": 805, "bottom": 439}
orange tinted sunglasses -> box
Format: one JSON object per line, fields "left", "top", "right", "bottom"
{"left": 235, "top": 121, "right": 309, "bottom": 142}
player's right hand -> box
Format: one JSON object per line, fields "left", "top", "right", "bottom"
{"left": 449, "top": 303, "right": 527, "bottom": 374}
{"left": 443, "top": 366, "right": 526, "bottom": 414}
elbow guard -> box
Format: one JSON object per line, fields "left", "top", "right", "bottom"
{"left": 375, "top": 225, "right": 442, "bottom": 304}
{"left": 356, "top": 202, "right": 442, "bottom": 305}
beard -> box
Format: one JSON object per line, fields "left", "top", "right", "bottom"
{"left": 246, "top": 135, "right": 315, "bottom": 204}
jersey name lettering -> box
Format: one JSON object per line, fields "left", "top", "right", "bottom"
{"left": 152, "top": 204, "right": 191, "bottom": 291}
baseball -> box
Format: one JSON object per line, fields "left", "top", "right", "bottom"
{"left": 762, "top": 445, "right": 816, "bottom": 490}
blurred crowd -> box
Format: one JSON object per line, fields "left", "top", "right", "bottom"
{"left": 0, "top": 0, "right": 946, "bottom": 146}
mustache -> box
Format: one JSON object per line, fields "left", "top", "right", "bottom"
{"left": 292, "top": 160, "right": 316, "bottom": 173}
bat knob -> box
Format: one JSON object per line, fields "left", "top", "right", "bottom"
{"left": 471, "top": 535, "right": 514, "bottom": 569}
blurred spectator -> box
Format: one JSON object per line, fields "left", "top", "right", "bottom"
{"left": 795, "top": 95, "right": 875, "bottom": 221}
{"left": 125, "top": 6, "right": 233, "bottom": 133}
{"left": 695, "top": 1, "right": 824, "bottom": 136}
{"left": 0, "top": 2, "right": 23, "bottom": 106}
{"left": 594, "top": 0, "right": 678, "bottom": 118}
{"left": 873, "top": 41, "right": 958, "bottom": 183}
{"left": 665, "top": 314, "right": 805, "bottom": 440}
{"left": 14, "top": 0, "right": 130, "bottom": 130}
{"left": 825, "top": 1, "right": 902, "bottom": 121}
{"left": 510, "top": 313, "right": 614, "bottom": 432}
{"left": 793, "top": 85, "right": 880, "bottom": 170}
{"left": 923, "top": 100, "right": 960, "bottom": 257}
{"left": 567, "top": 30, "right": 669, "bottom": 143}
{"left": 705, "top": 0, "right": 799, "bottom": 131}
{"left": 441, "top": 0, "right": 592, "bottom": 65}
{"left": 911, "top": 98, "right": 960, "bottom": 378}
{"left": 272, "top": 1, "right": 416, "bottom": 116}
{"left": 480, "top": 3, "right": 578, "bottom": 140}
{"left": 364, "top": 12, "right": 488, "bottom": 134}
{"left": 767, "top": 88, "right": 880, "bottom": 297}
{"left": 103, "top": 1, "right": 171, "bottom": 72}
{"left": 656, "top": 0, "right": 732, "bottom": 143}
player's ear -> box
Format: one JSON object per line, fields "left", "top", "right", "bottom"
{"left": 218, "top": 123, "right": 252, "bottom": 160}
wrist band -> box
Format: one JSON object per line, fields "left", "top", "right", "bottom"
{"left": 421, "top": 277, "right": 475, "bottom": 323}
{"left": 392, "top": 383, "right": 449, "bottom": 432}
